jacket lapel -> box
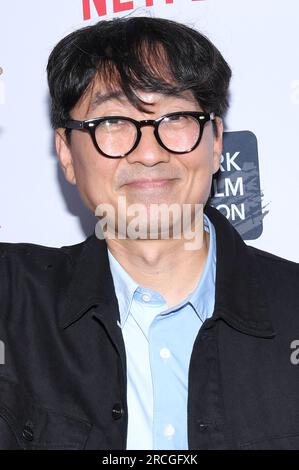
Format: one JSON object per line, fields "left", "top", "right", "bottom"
{"left": 204, "top": 205, "right": 275, "bottom": 338}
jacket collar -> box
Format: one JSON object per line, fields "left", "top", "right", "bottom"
{"left": 60, "top": 205, "right": 275, "bottom": 338}
{"left": 204, "top": 205, "right": 275, "bottom": 338}
{"left": 59, "top": 234, "right": 116, "bottom": 329}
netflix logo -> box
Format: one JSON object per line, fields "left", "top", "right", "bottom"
{"left": 82, "top": 0, "right": 206, "bottom": 21}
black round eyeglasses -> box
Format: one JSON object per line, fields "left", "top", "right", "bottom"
{"left": 64, "top": 111, "right": 215, "bottom": 159}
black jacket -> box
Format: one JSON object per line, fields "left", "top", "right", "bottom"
{"left": 0, "top": 205, "right": 299, "bottom": 450}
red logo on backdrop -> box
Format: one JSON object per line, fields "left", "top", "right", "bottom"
{"left": 82, "top": 0, "right": 206, "bottom": 20}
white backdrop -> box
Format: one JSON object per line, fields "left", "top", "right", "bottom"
{"left": 0, "top": 0, "right": 298, "bottom": 261}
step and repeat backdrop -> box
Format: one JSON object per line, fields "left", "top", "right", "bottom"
{"left": 0, "top": 0, "right": 298, "bottom": 261}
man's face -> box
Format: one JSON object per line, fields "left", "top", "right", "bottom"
{"left": 56, "top": 83, "right": 223, "bottom": 236}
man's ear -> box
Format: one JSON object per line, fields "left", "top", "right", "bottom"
{"left": 212, "top": 117, "right": 223, "bottom": 174}
{"left": 55, "top": 129, "right": 76, "bottom": 185}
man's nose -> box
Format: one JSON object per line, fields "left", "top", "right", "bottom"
{"left": 125, "top": 126, "right": 170, "bottom": 166}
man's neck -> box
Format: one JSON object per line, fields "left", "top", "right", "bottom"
{"left": 106, "top": 233, "right": 209, "bottom": 309}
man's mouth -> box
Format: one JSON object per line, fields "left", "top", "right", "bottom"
{"left": 124, "top": 178, "right": 179, "bottom": 189}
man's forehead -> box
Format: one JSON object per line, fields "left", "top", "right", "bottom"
{"left": 87, "top": 87, "right": 197, "bottom": 112}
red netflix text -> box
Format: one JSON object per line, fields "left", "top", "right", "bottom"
{"left": 82, "top": 0, "right": 206, "bottom": 21}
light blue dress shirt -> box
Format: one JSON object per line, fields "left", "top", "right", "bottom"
{"left": 107, "top": 214, "right": 216, "bottom": 450}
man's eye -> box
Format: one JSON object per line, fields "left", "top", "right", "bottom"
{"left": 165, "top": 115, "right": 189, "bottom": 124}
{"left": 167, "top": 115, "right": 182, "bottom": 121}
{"left": 163, "top": 115, "right": 190, "bottom": 128}
{"left": 104, "top": 118, "right": 124, "bottom": 126}
{"left": 99, "top": 118, "right": 129, "bottom": 132}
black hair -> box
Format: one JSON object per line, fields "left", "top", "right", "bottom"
{"left": 47, "top": 16, "right": 231, "bottom": 130}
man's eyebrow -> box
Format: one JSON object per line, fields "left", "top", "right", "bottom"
{"left": 88, "top": 90, "right": 126, "bottom": 113}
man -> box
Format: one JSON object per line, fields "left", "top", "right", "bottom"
{"left": 0, "top": 16, "right": 298, "bottom": 451}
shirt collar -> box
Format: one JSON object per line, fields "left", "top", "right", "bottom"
{"left": 107, "top": 249, "right": 139, "bottom": 327}
{"left": 186, "top": 214, "right": 216, "bottom": 322}
{"left": 107, "top": 214, "right": 216, "bottom": 327}
{"left": 60, "top": 205, "right": 275, "bottom": 338}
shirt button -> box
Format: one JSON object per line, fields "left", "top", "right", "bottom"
{"left": 112, "top": 403, "right": 124, "bottom": 420}
{"left": 142, "top": 293, "right": 151, "bottom": 302}
{"left": 164, "top": 424, "right": 175, "bottom": 438}
{"left": 160, "top": 347, "right": 171, "bottom": 359}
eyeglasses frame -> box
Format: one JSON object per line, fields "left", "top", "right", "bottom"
{"left": 64, "top": 111, "right": 216, "bottom": 159}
